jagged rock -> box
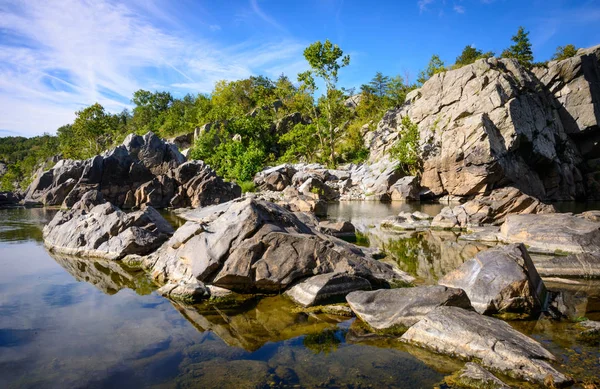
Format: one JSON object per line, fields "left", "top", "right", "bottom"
{"left": 317, "top": 220, "right": 356, "bottom": 237}
{"left": 381, "top": 212, "right": 432, "bottom": 230}
{"left": 499, "top": 213, "right": 600, "bottom": 254}
{"left": 142, "top": 198, "right": 412, "bottom": 298}
{"left": 431, "top": 187, "right": 555, "bottom": 229}
{"left": 275, "top": 112, "right": 309, "bottom": 134}
{"left": 298, "top": 177, "right": 339, "bottom": 201}
{"left": 254, "top": 164, "right": 297, "bottom": 191}
{"left": 373, "top": 57, "right": 586, "bottom": 201}
{"left": 43, "top": 191, "right": 174, "bottom": 260}
{"left": 401, "top": 306, "right": 572, "bottom": 386}
{"left": 285, "top": 272, "right": 372, "bottom": 307}
{"left": 168, "top": 132, "right": 194, "bottom": 150}
{"left": 449, "top": 363, "right": 510, "bottom": 389}
{"left": 23, "top": 132, "right": 240, "bottom": 209}
{"left": 344, "top": 94, "right": 362, "bottom": 109}
{"left": 346, "top": 286, "right": 472, "bottom": 330}
{"left": 439, "top": 244, "right": 546, "bottom": 315}
{"left": 389, "top": 176, "right": 420, "bottom": 201}
{"left": 580, "top": 210, "right": 600, "bottom": 222}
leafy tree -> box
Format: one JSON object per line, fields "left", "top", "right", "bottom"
{"left": 551, "top": 44, "right": 578, "bottom": 61}
{"left": 131, "top": 90, "right": 174, "bottom": 133}
{"left": 278, "top": 123, "right": 320, "bottom": 163}
{"left": 501, "top": 26, "right": 534, "bottom": 68}
{"left": 386, "top": 75, "right": 414, "bottom": 107}
{"left": 417, "top": 55, "right": 446, "bottom": 85}
{"left": 454, "top": 45, "right": 494, "bottom": 68}
{"left": 300, "top": 39, "right": 351, "bottom": 166}
{"left": 64, "top": 103, "right": 114, "bottom": 159}
{"left": 368, "top": 71, "right": 390, "bottom": 97}
{"left": 389, "top": 116, "right": 421, "bottom": 175}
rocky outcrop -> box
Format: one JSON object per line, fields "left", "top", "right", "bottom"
{"left": 346, "top": 285, "right": 472, "bottom": 330}
{"left": 448, "top": 362, "right": 510, "bottom": 389}
{"left": 285, "top": 272, "right": 372, "bottom": 307}
{"left": 43, "top": 191, "right": 174, "bottom": 260}
{"left": 381, "top": 211, "right": 432, "bottom": 230}
{"left": 430, "top": 187, "right": 555, "bottom": 229}
{"left": 401, "top": 306, "right": 572, "bottom": 386}
{"left": 439, "top": 244, "right": 546, "bottom": 315}
{"left": 372, "top": 55, "right": 598, "bottom": 201}
{"left": 141, "top": 198, "right": 412, "bottom": 301}
{"left": 23, "top": 132, "right": 241, "bottom": 208}
{"left": 316, "top": 220, "right": 356, "bottom": 237}
{"left": 499, "top": 213, "right": 600, "bottom": 254}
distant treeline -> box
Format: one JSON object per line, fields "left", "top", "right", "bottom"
{"left": 0, "top": 26, "right": 580, "bottom": 192}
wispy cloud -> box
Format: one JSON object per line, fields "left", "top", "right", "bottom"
{"left": 249, "top": 0, "right": 287, "bottom": 32}
{"left": 418, "top": 0, "right": 435, "bottom": 13}
{"left": 0, "top": 0, "right": 305, "bottom": 136}
{"left": 454, "top": 5, "right": 465, "bottom": 14}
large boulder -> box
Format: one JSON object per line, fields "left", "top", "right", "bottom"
{"left": 499, "top": 213, "right": 600, "bottom": 254}
{"left": 401, "top": 306, "right": 572, "bottom": 386}
{"left": 142, "top": 198, "right": 413, "bottom": 300}
{"left": 439, "top": 244, "right": 546, "bottom": 315}
{"left": 389, "top": 175, "right": 420, "bottom": 201}
{"left": 43, "top": 191, "right": 174, "bottom": 260}
{"left": 285, "top": 272, "right": 372, "bottom": 307}
{"left": 345, "top": 285, "right": 472, "bottom": 330}
{"left": 372, "top": 57, "right": 586, "bottom": 201}
{"left": 23, "top": 132, "right": 240, "bottom": 209}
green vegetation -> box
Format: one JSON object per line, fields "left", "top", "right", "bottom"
{"left": 501, "top": 26, "right": 534, "bottom": 68}
{"left": 0, "top": 29, "right": 582, "bottom": 190}
{"left": 552, "top": 44, "right": 578, "bottom": 61}
{"left": 303, "top": 328, "right": 343, "bottom": 355}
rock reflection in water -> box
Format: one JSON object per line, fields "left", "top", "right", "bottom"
{"left": 0, "top": 207, "right": 58, "bottom": 243}
{"left": 48, "top": 252, "right": 156, "bottom": 295}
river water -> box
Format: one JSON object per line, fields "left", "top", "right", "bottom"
{"left": 1, "top": 204, "right": 599, "bottom": 388}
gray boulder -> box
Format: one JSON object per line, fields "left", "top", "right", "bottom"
{"left": 499, "top": 213, "right": 600, "bottom": 254}
{"left": 346, "top": 285, "right": 472, "bottom": 330}
{"left": 285, "top": 272, "right": 371, "bottom": 307}
{"left": 317, "top": 220, "right": 356, "bottom": 237}
{"left": 381, "top": 212, "right": 431, "bottom": 230}
{"left": 142, "top": 198, "right": 413, "bottom": 299}
{"left": 449, "top": 362, "right": 510, "bottom": 389}
{"left": 439, "top": 244, "right": 546, "bottom": 315}
{"left": 401, "top": 306, "right": 572, "bottom": 386}
{"left": 389, "top": 176, "right": 420, "bottom": 201}
{"left": 43, "top": 191, "right": 174, "bottom": 260}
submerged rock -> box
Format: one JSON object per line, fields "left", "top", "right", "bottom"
{"left": 142, "top": 198, "right": 412, "bottom": 299}
{"left": 401, "top": 306, "right": 572, "bottom": 386}
{"left": 381, "top": 211, "right": 431, "bottom": 230}
{"left": 285, "top": 272, "right": 371, "bottom": 307}
{"left": 43, "top": 191, "right": 174, "bottom": 260}
{"left": 439, "top": 244, "right": 546, "bottom": 315}
{"left": 345, "top": 285, "right": 472, "bottom": 330}
{"left": 447, "top": 362, "right": 510, "bottom": 389}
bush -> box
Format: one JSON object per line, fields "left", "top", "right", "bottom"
{"left": 388, "top": 116, "right": 421, "bottom": 176}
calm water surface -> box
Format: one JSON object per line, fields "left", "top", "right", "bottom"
{"left": 1, "top": 203, "right": 599, "bottom": 388}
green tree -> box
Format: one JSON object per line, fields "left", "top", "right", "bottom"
{"left": 389, "top": 116, "right": 421, "bottom": 176}
{"left": 551, "top": 44, "right": 578, "bottom": 61}
{"left": 61, "top": 103, "right": 113, "bottom": 159}
{"left": 131, "top": 90, "right": 174, "bottom": 133}
{"left": 386, "top": 75, "right": 414, "bottom": 107}
{"left": 454, "top": 45, "right": 494, "bottom": 67}
{"left": 501, "top": 26, "right": 534, "bottom": 68}
{"left": 301, "top": 39, "right": 351, "bottom": 166}
{"left": 417, "top": 55, "right": 446, "bottom": 85}
{"left": 368, "top": 72, "right": 390, "bottom": 97}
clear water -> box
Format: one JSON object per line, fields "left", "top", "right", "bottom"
{"left": 1, "top": 204, "right": 599, "bottom": 388}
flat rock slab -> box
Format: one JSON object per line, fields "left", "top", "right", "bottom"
{"left": 285, "top": 272, "right": 371, "bottom": 307}
{"left": 439, "top": 244, "right": 546, "bottom": 315}
{"left": 451, "top": 362, "right": 509, "bottom": 389}
{"left": 346, "top": 285, "right": 472, "bottom": 330}
{"left": 499, "top": 213, "right": 600, "bottom": 254}
{"left": 401, "top": 306, "right": 572, "bottom": 386}
{"left": 532, "top": 252, "right": 600, "bottom": 278}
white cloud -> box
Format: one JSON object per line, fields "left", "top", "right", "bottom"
{"left": 454, "top": 5, "right": 465, "bottom": 13}
{"left": 0, "top": 0, "right": 306, "bottom": 136}
{"left": 418, "top": 0, "right": 435, "bottom": 13}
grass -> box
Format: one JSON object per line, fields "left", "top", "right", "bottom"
{"left": 238, "top": 180, "right": 257, "bottom": 193}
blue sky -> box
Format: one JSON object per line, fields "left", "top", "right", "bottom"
{"left": 1, "top": 0, "right": 600, "bottom": 137}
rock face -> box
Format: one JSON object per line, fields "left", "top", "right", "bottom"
{"left": 401, "top": 306, "right": 571, "bottom": 386}
{"left": 142, "top": 198, "right": 412, "bottom": 300}
{"left": 285, "top": 272, "right": 372, "bottom": 307}
{"left": 372, "top": 55, "right": 600, "bottom": 201}
{"left": 439, "top": 244, "right": 546, "bottom": 315}
{"left": 345, "top": 285, "right": 472, "bottom": 330}
{"left": 43, "top": 191, "right": 174, "bottom": 260}
{"left": 533, "top": 253, "right": 600, "bottom": 278}
{"left": 431, "top": 187, "right": 555, "bottom": 229}
{"left": 0, "top": 191, "right": 20, "bottom": 207}
{"left": 23, "top": 132, "right": 241, "bottom": 208}
{"left": 499, "top": 213, "right": 600, "bottom": 254}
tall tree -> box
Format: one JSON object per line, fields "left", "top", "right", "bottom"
{"left": 300, "top": 39, "right": 350, "bottom": 166}
{"left": 551, "top": 44, "right": 578, "bottom": 61}
{"left": 368, "top": 72, "right": 390, "bottom": 97}
{"left": 454, "top": 45, "right": 494, "bottom": 67}
{"left": 501, "top": 26, "right": 534, "bottom": 68}
{"left": 417, "top": 55, "right": 446, "bottom": 85}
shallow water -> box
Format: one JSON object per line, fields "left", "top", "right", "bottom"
{"left": 1, "top": 204, "right": 599, "bottom": 388}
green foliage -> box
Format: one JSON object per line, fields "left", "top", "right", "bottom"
{"left": 238, "top": 180, "right": 256, "bottom": 193}
{"left": 278, "top": 123, "right": 320, "bottom": 163}
{"left": 417, "top": 54, "right": 446, "bottom": 85}
{"left": 60, "top": 103, "right": 115, "bottom": 159}
{"left": 551, "top": 44, "right": 578, "bottom": 61}
{"left": 501, "top": 26, "right": 534, "bottom": 68}
{"left": 303, "top": 329, "right": 342, "bottom": 355}
{"left": 388, "top": 116, "right": 421, "bottom": 176}
{"left": 454, "top": 45, "right": 494, "bottom": 68}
